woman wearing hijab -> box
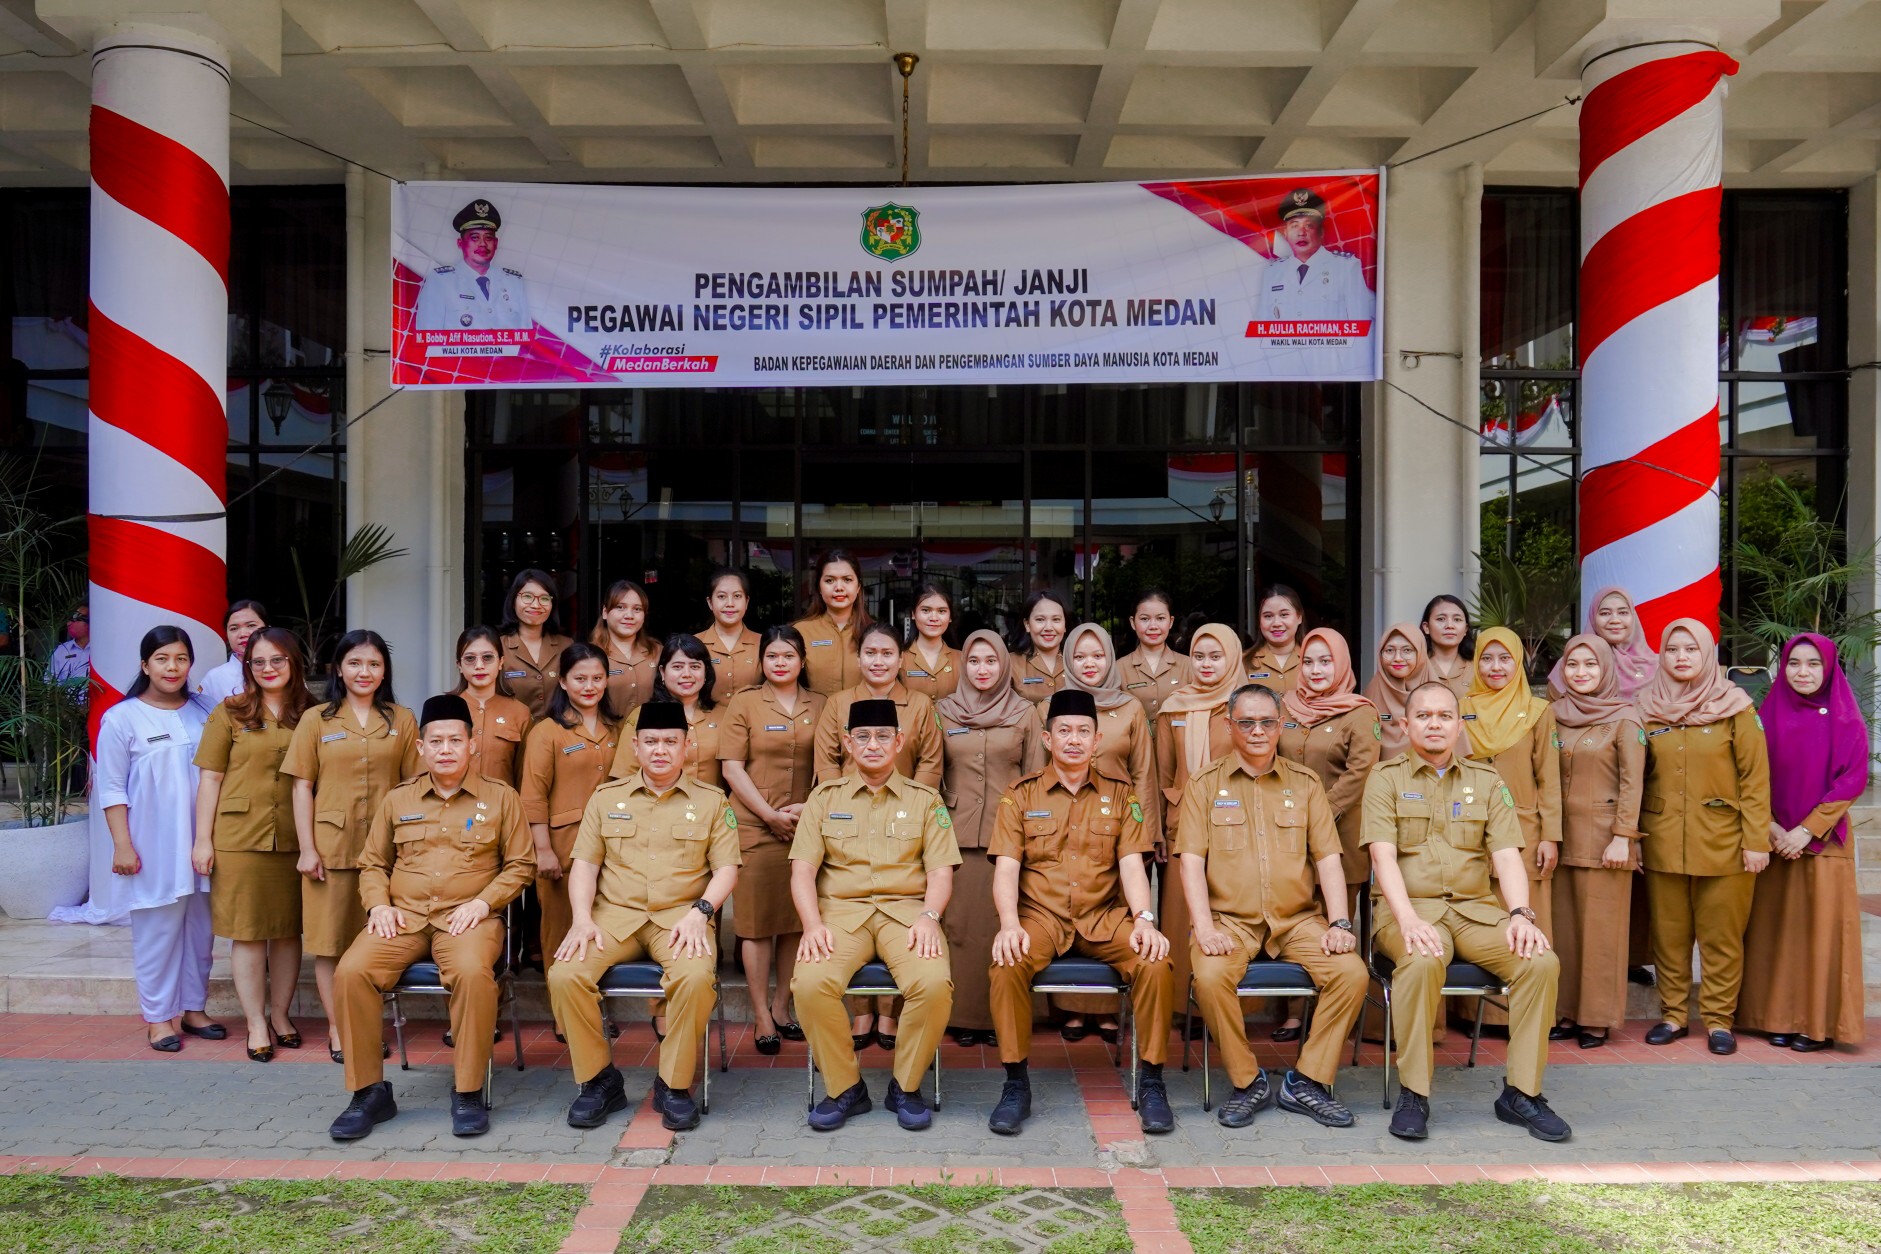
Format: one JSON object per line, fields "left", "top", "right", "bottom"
{"left": 937, "top": 629, "right": 1046, "bottom": 1047}
{"left": 1364, "top": 622, "right": 1431, "bottom": 760}
{"left": 1463, "top": 627, "right": 1562, "bottom": 939}
{"left": 1636, "top": 620, "right": 1773, "bottom": 1056}
{"left": 1738, "top": 633, "right": 1867, "bottom": 1050}
{"left": 1547, "top": 587, "right": 1658, "bottom": 702}
{"left": 1548, "top": 634, "right": 1646, "bottom": 1049}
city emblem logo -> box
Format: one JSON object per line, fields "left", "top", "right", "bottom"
{"left": 860, "top": 203, "right": 920, "bottom": 261}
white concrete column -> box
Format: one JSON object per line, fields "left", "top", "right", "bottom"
{"left": 1847, "top": 175, "right": 1879, "bottom": 743}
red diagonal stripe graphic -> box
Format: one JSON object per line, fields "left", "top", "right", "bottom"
{"left": 90, "top": 105, "right": 229, "bottom": 285}
{"left": 1637, "top": 569, "right": 1723, "bottom": 650}
{"left": 89, "top": 303, "right": 227, "bottom": 501}
{"left": 1579, "top": 49, "right": 1738, "bottom": 188}
{"left": 1578, "top": 411, "right": 1719, "bottom": 556}
{"left": 1578, "top": 187, "right": 1721, "bottom": 365}
{"left": 87, "top": 674, "right": 125, "bottom": 755}
{"left": 89, "top": 515, "right": 226, "bottom": 633}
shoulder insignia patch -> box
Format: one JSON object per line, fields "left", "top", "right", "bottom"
{"left": 1373, "top": 721, "right": 1382, "bottom": 739}
{"left": 1637, "top": 728, "right": 1648, "bottom": 745}
{"left": 1129, "top": 799, "right": 1145, "bottom": 823}
{"left": 934, "top": 804, "right": 951, "bottom": 829}
{"left": 1754, "top": 714, "right": 1763, "bottom": 731}
{"left": 1498, "top": 784, "right": 1515, "bottom": 808}
{"left": 1001, "top": 795, "right": 1014, "bottom": 806}
{"left": 723, "top": 806, "right": 736, "bottom": 828}
{"left": 1551, "top": 732, "right": 1562, "bottom": 750}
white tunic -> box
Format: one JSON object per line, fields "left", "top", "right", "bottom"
{"left": 194, "top": 656, "right": 245, "bottom": 704}
{"left": 1256, "top": 245, "right": 1375, "bottom": 377}
{"left": 93, "top": 696, "right": 212, "bottom": 913}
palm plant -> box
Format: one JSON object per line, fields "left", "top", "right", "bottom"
{"left": 1725, "top": 475, "right": 1881, "bottom": 669}
{"left": 288, "top": 522, "right": 408, "bottom": 670}
{"left": 1467, "top": 545, "right": 1578, "bottom": 678}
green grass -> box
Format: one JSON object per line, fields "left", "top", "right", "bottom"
{"left": 0, "top": 1174, "right": 585, "bottom": 1253}
{"left": 1172, "top": 1182, "right": 1881, "bottom": 1254}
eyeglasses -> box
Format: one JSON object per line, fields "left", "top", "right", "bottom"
{"left": 249, "top": 656, "right": 290, "bottom": 672}
{"left": 517, "top": 592, "right": 554, "bottom": 606}
{"left": 1231, "top": 718, "right": 1281, "bottom": 733}
{"left": 69, "top": 614, "right": 88, "bottom": 623}
{"left": 847, "top": 730, "right": 898, "bottom": 746}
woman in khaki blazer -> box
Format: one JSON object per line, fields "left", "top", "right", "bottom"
{"left": 453, "top": 626, "right": 531, "bottom": 787}
{"left": 1116, "top": 589, "right": 1191, "bottom": 724}
{"left": 497, "top": 567, "right": 574, "bottom": 720}
{"left": 592, "top": 579, "right": 662, "bottom": 717}
{"left": 901, "top": 583, "right": 962, "bottom": 702}
{"left": 1242, "top": 583, "right": 1305, "bottom": 694}
{"left": 698, "top": 568, "right": 762, "bottom": 699}
{"left": 793, "top": 550, "right": 869, "bottom": 697}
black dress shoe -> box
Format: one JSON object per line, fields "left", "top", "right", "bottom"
{"left": 566, "top": 1065, "right": 628, "bottom": 1129}
{"left": 754, "top": 1033, "right": 782, "bottom": 1056}
{"left": 329, "top": 1081, "right": 397, "bottom": 1141}
{"left": 1791, "top": 1035, "right": 1832, "bottom": 1053}
{"left": 1137, "top": 1069, "right": 1175, "bottom": 1134}
{"left": 1627, "top": 965, "right": 1657, "bottom": 987}
{"left": 1059, "top": 1020, "right": 1090, "bottom": 1042}
{"left": 1096, "top": 1024, "right": 1120, "bottom": 1045}
{"left": 1707, "top": 1029, "right": 1737, "bottom": 1056}
{"left": 451, "top": 1090, "right": 489, "bottom": 1137}
{"left": 1548, "top": 1022, "right": 1579, "bottom": 1041}
{"left": 777, "top": 1021, "right": 805, "bottom": 1043}
{"left": 988, "top": 1077, "right": 1032, "bottom": 1135}
{"left": 180, "top": 1019, "right": 227, "bottom": 1041}
{"left": 807, "top": 1081, "right": 871, "bottom": 1132}
{"left": 1767, "top": 1033, "right": 1793, "bottom": 1049}
{"left": 875, "top": 1031, "right": 898, "bottom": 1051}
{"left": 1216, "top": 1069, "right": 1274, "bottom": 1128}
{"left": 1388, "top": 1090, "right": 1429, "bottom": 1140}
{"left": 246, "top": 1039, "right": 274, "bottom": 1063}
{"left": 1271, "top": 1024, "right": 1303, "bottom": 1044}
{"left": 1577, "top": 1030, "right": 1608, "bottom": 1050}
{"left": 1643, "top": 1022, "right": 1689, "bottom": 1046}
{"left": 652, "top": 1076, "right": 700, "bottom": 1131}
{"left": 273, "top": 1022, "right": 302, "bottom": 1049}
{"left": 1494, "top": 1085, "right": 1571, "bottom": 1142}
{"left": 149, "top": 1035, "right": 182, "bottom": 1054}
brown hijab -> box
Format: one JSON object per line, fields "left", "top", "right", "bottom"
{"left": 1364, "top": 621, "right": 1430, "bottom": 758}
{"left": 1161, "top": 623, "right": 1244, "bottom": 775}
{"left": 936, "top": 629, "right": 1037, "bottom": 730}
{"left": 1634, "top": 619, "right": 1752, "bottom": 727}
{"left": 1550, "top": 634, "right": 1638, "bottom": 729}
{"left": 1282, "top": 627, "right": 1372, "bottom": 727}
{"left": 1062, "top": 623, "right": 1135, "bottom": 711}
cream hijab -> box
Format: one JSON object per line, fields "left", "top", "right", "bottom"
{"left": 935, "top": 630, "right": 1036, "bottom": 729}
{"left": 1634, "top": 619, "right": 1753, "bottom": 727}
{"left": 1161, "top": 623, "right": 1244, "bottom": 775}
{"left": 1282, "top": 627, "right": 1373, "bottom": 727}
{"left": 1062, "top": 623, "right": 1135, "bottom": 711}
{"left": 1363, "top": 622, "right": 1430, "bottom": 758}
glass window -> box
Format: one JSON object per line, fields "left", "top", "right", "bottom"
{"left": 1481, "top": 191, "right": 1576, "bottom": 369}
{"left": 9, "top": 191, "right": 89, "bottom": 372}
{"left": 1727, "top": 194, "right": 1845, "bottom": 374}
{"left": 229, "top": 188, "right": 346, "bottom": 369}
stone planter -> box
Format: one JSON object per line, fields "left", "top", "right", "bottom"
{"left": 0, "top": 813, "right": 92, "bottom": 918}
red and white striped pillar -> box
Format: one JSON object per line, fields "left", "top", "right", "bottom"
{"left": 87, "top": 33, "right": 230, "bottom": 743}
{"left": 1577, "top": 42, "right": 1738, "bottom": 648}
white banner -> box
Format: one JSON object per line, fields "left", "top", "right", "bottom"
{"left": 392, "top": 174, "right": 1383, "bottom": 389}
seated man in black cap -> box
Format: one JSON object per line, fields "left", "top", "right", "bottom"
{"left": 329, "top": 694, "right": 535, "bottom": 1141}
{"left": 985, "top": 689, "right": 1175, "bottom": 1136}
{"left": 413, "top": 197, "right": 533, "bottom": 332}
{"left": 789, "top": 698, "right": 960, "bottom": 1132}
{"left": 547, "top": 702, "right": 740, "bottom": 1132}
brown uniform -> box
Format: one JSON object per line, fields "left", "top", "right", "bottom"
{"left": 697, "top": 627, "right": 762, "bottom": 700}
{"left": 789, "top": 774, "right": 961, "bottom": 1094}
{"left": 793, "top": 613, "right": 862, "bottom": 696}
{"left": 1361, "top": 754, "right": 1559, "bottom": 1098}
{"left": 333, "top": 773, "right": 534, "bottom": 1093}
{"left": 282, "top": 703, "right": 422, "bottom": 957}
{"left": 600, "top": 639, "right": 661, "bottom": 718}
{"left": 1428, "top": 658, "right": 1472, "bottom": 702}
{"left": 718, "top": 685, "right": 827, "bottom": 939}
{"left": 940, "top": 711, "right": 1046, "bottom": 1030}
{"left": 500, "top": 631, "right": 574, "bottom": 720}
{"left": 195, "top": 703, "right": 300, "bottom": 942}
{"left": 1469, "top": 710, "right": 1563, "bottom": 939}
{"left": 1116, "top": 649, "right": 1192, "bottom": 724}
{"left": 1242, "top": 643, "right": 1300, "bottom": 695}
{"left": 814, "top": 683, "right": 944, "bottom": 789}
{"left": 611, "top": 704, "right": 725, "bottom": 790}
{"left": 545, "top": 772, "right": 740, "bottom": 1089}
{"left": 1010, "top": 651, "right": 1066, "bottom": 706}
{"left": 901, "top": 643, "right": 962, "bottom": 702}
{"left": 1739, "top": 797, "right": 1865, "bottom": 1044}
{"left": 466, "top": 693, "right": 530, "bottom": 788}
{"left": 1640, "top": 709, "right": 1773, "bottom": 1031}
{"left": 986, "top": 767, "right": 1172, "bottom": 1064}
{"left": 521, "top": 715, "right": 622, "bottom": 967}
{"left": 1154, "top": 704, "right": 1234, "bottom": 993}
{"left": 1178, "top": 755, "right": 1366, "bottom": 1089}
{"left": 1552, "top": 719, "right": 1645, "bottom": 1030}
{"left": 1278, "top": 706, "right": 1382, "bottom": 885}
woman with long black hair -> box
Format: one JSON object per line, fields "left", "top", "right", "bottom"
{"left": 498, "top": 568, "right": 574, "bottom": 719}
{"left": 1420, "top": 594, "right": 1474, "bottom": 700}
{"left": 697, "top": 567, "right": 763, "bottom": 699}
{"left": 1010, "top": 589, "right": 1070, "bottom": 705}
{"left": 793, "top": 550, "right": 870, "bottom": 696}
{"left": 1243, "top": 584, "right": 1306, "bottom": 694}
{"left": 901, "top": 582, "right": 962, "bottom": 702}
{"left": 452, "top": 626, "right": 532, "bottom": 787}
{"left": 613, "top": 633, "right": 726, "bottom": 788}
{"left": 591, "top": 579, "right": 662, "bottom": 717}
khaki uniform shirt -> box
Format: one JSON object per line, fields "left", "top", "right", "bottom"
{"left": 1558, "top": 719, "right": 1646, "bottom": 868}
{"left": 601, "top": 639, "right": 661, "bottom": 718}
{"left": 718, "top": 685, "right": 826, "bottom": 847}
{"left": 1278, "top": 705, "right": 1382, "bottom": 876}
{"left": 1465, "top": 708, "right": 1563, "bottom": 864}
{"left": 466, "top": 693, "right": 530, "bottom": 788}
{"left": 1242, "top": 643, "right": 1300, "bottom": 694}
{"left": 500, "top": 631, "right": 574, "bottom": 721}
{"left": 1641, "top": 708, "right": 1773, "bottom": 876}
{"left": 696, "top": 627, "right": 762, "bottom": 700}
{"left": 792, "top": 614, "right": 861, "bottom": 696}
{"left": 1428, "top": 659, "right": 1472, "bottom": 702}
{"left": 358, "top": 772, "right": 535, "bottom": 935}
{"left": 282, "top": 703, "right": 422, "bottom": 868}
{"left": 1041, "top": 698, "right": 1163, "bottom": 844}
{"left": 1360, "top": 754, "right": 1525, "bottom": 925}
{"left": 1010, "top": 651, "right": 1066, "bottom": 706}
{"left": 900, "top": 643, "right": 962, "bottom": 702}
{"left": 521, "top": 715, "right": 621, "bottom": 857}
{"left": 1116, "top": 649, "right": 1192, "bottom": 723}
{"left": 940, "top": 713, "right": 1046, "bottom": 850}
{"left": 613, "top": 704, "right": 724, "bottom": 790}
{"left": 194, "top": 703, "right": 297, "bottom": 853}
{"left": 573, "top": 771, "right": 741, "bottom": 941}
{"left": 988, "top": 766, "right": 1154, "bottom": 948}
{"left": 813, "top": 683, "right": 944, "bottom": 788}
{"left": 790, "top": 772, "right": 962, "bottom": 932}
{"left": 1175, "top": 754, "right": 1342, "bottom": 951}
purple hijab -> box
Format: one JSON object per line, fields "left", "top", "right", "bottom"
{"left": 1760, "top": 632, "right": 1869, "bottom": 850}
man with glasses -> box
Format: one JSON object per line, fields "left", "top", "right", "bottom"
{"left": 1179, "top": 684, "right": 1366, "bottom": 1130}
{"left": 48, "top": 604, "right": 90, "bottom": 698}
{"left": 789, "top": 698, "right": 959, "bottom": 1132}
{"left": 985, "top": 688, "right": 1174, "bottom": 1136}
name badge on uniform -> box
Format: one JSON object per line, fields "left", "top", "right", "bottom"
{"left": 1379, "top": 714, "right": 1393, "bottom": 722}
{"left": 829, "top": 812, "right": 853, "bottom": 820}
{"left": 1024, "top": 809, "right": 1052, "bottom": 819}
{"left": 810, "top": 640, "right": 833, "bottom": 647}
{"left": 1021, "top": 677, "right": 1044, "bottom": 685}
{"left": 1125, "top": 681, "right": 1149, "bottom": 689}
{"left": 561, "top": 743, "right": 587, "bottom": 755}
{"left": 1170, "top": 719, "right": 1186, "bottom": 727}
{"left": 1283, "top": 722, "right": 1299, "bottom": 730}
{"left": 1648, "top": 727, "right": 1673, "bottom": 737}
{"left": 1462, "top": 713, "right": 1477, "bottom": 721}
{"left": 321, "top": 731, "right": 347, "bottom": 743}
{"left": 608, "top": 667, "right": 625, "bottom": 676}
{"left": 146, "top": 733, "right": 172, "bottom": 743}
{"left": 765, "top": 724, "right": 787, "bottom": 732}
{"left": 1212, "top": 799, "right": 1242, "bottom": 809}
{"left": 1401, "top": 791, "right": 1424, "bottom": 800}
{"left": 1248, "top": 671, "right": 1272, "bottom": 679}
{"left": 397, "top": 812, "right": 426, "bottom": 822}
{"left": 503, "top": 670, "right": 527, "bottom": 678}
{"left": 946, "top": 727, "right": 970, "bottom": 736}
{"left": 907, "top": 669, "right": 930, "bottom": 678}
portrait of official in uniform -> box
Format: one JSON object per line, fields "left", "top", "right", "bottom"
{"left": 1255, "top": 186, "right": 1375, "bottom": 376}
{"left": 412, "top": 199, "right": 535, "bottom": 333}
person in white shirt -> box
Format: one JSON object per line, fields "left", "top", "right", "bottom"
{"left": 196, "top": 600, "right": 268, "bottom": 705}
{"left": 1256, "top": 187, "right": 1375, "bottom": 377}
{"left": 413, "top": 199, "right": 533, "bottom": 333}
{"left": 48, "top": 604, "right": 90, "bottom": 696}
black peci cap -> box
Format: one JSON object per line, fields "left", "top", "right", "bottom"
{"left": 419, "top": 693, "right": 473, "bottom": 730}
{"left": 1046, "top": 689, "right": 1098, "bottom": 723}
{"left": 1279, "top": 187, "right": 1327, "bottom": 221}
{"left": 453, "top": 199, "right": 501, "bottom": 233}
{"left": 847, "top": 698, "right": 900, "bottom": 731}
{"left": 636, "top": 701, "right": 689, "bottom": 732}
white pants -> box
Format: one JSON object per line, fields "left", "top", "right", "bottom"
{"left": 130, "top": 892, "right": 213, "bottom": 1024}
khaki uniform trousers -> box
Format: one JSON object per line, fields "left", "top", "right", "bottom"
{"left": 1375, "top": 906, "right": 1558, "bottom": 1098}
{"left": 988, "top": 913, "right": 1175, "bottom": 1065}
{"left": 1189, "top": 919, "right": 1366, "bottom": 1090}
{"left": 537, "top": 830, "right": 579, "bottom": 971}
{"left": 792, "top": 910, "right": 954, "bottom": 1095}
{"left": 333, "top": 917, "right": 504, "bottom": 1094}
{"left": 1645, "top": 869, "right": 1755, "bottom": 1031}
{"left": 546, "top": 920, "right": 716, "bottom": 1089}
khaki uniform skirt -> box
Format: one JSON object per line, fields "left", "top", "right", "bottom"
{"left": 733, "top": 838, "right": 799, "bottom": 939}
{"left": 212, "top": 851, "right": 302, "bottom": 942}
{"left": 303, "top": 871, "right": 366, "bottom": 958}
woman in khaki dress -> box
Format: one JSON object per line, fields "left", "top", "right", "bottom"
{"left": 1548, "top": 634, "right": 1645, "bottom": 1049}
{"left": 190, "top": 627, "right": 312, "bottom": 1062}
{"left": 1117, "top": 589, "right": 1191, "bottom": 723}
{"left": 1243, "top": 584, "right": 1305, "bottom": 694}
{"left": 937, "top": 630, "right": 1044, "bottom": 1046}
{"left": 1739, "top": 632, "right": 1868, "bottom": 1050}
{"left": 1421, "top": 594, "right": 1474, "bottom": 701}
{"left": 793, "top": 550, "right": 870, "bottom": 697}
{"left": 1363, "top": 622, "right": 1431, "bottom": 760}
{"left": 284, "top": 628, "right": 421, "bottom": 1062}
{"left": 453, "top": 625, "right": 531, "bottom": 787}
{"left": 698, "top": 568, "right": 762, "bottom": 699}
{"left": 720, "top": 625, "right": 826, "bottom": 1054}
{"left": 1463, "top": 627, "right": 1562, "bottom": 940}
{"left": 499, "top": 567, "right": 574, "bottom": 719}
{"left": 902, "top": 583, "right": 962, "bottom": 702}
{"left": 591, "top": 579, "right": 662, "bottom": 717}
{"left": 1010, "top": 590, "right": 1070, "bottom": 705}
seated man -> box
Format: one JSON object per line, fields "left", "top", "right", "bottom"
{"left": 1180, "top": 683, "right": 1366, "bottom": 1130}
{"left": 1362, "top": 681, "right": 1569, "bottom": 1143}
{"left": 329, "top": 694, "right": 535, "bottom": 1141}
{"left": 986, "top": 689, "right": 1175, "bottom": 1136}
{"left": 790, "top": 698, "right": 960, "bottom": 1131}
{"left": 547, "top": 702, "right": 740, "bottom": 1132}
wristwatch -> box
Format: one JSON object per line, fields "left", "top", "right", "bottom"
{"left": 920, "top": 909, "right": 942, "bottom": 922}
{"left": 693, "top": 898, "right": 716, "bottom": 919}
{"left": 1509, "top": 906, "right": 1537, "bottom": 923}
{"left": 1134, "top": 909, "right": 1157, "bottom": 924}
{"left": 1329, "top": 918, "right": 1354, "bottom": 933}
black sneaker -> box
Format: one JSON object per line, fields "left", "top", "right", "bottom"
{"left": 1493, "top": 1085, "right": 1571, "bottom": 1142}
{"left": 808, "top": 1081, "right": 872, "bottom": 1131}
{"left": 1278, "top": 1071, "right": 1354, "bottom": 1128}
{"left": 565, "top": 1065, "right": 628, "bottom": 1129}
{"left": 1388, "top": 1089, "right": 1429, "bottom": 1141}
{"left": 451, "top": 1090, "right": 489, "bottom": 1137}
{"left": 328, "top": 1081, "right": 397, "bottom": 1141}
{"left": 652, "top": 1076, "right": 700, "bottom": 1131}
{"left": 885, "top": 1079, "right": 932, "bottom": 1131}
{"left": 1137, "top": 1071, "right": 1175, "bottom": 1134}
{"left": 987, "top": 1077, "right": 1032, "bottom": 1135}
{"left": 1216, "top": 1068, "right": 1275, "bottom": 1128}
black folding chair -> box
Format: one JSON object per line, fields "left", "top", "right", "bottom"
{"left": 804, "top": 960, "right": 942, "bottom": 1110}
{"left": 1180, "top": 960, "right": 1320, "bottom": 1111}
{"left": 597, "top": 961, "right": 730, "bottom": 1113}
{"left": 1031, "top": 957, "right": 1139, "bottom": 1107}
{"left": 384, "top": 903, "right": 525, "bottom": 1109}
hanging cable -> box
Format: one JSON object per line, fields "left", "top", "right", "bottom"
{"left": 1387, "top": 96, "right": 1581, "bottom": 169}
{"left": 230, "top": 110, "right": 406, "bottom": 183}
{"left": 224, "top": 387, "right": 406, "bottom": 510}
